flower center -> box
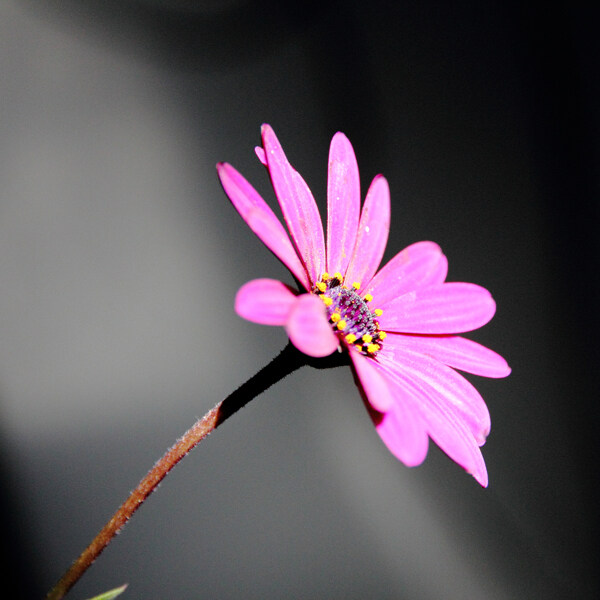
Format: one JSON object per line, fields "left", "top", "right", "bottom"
{"left": 314, "top": 272, "right": 387, "bottom": 356}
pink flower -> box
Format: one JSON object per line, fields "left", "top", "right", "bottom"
{"left": 217, "top": 125, "right": 510, "bottom": 486}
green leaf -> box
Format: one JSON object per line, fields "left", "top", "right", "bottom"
{"left": 84, "top": 584, "right": 127, "bottom": 600}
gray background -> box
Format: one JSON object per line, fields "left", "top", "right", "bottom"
{"left": 1, "top": 1, "right": 597, "bottom": 599}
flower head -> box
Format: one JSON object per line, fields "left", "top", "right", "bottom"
{"left": 217, "top": 124, "right": 510, "bottom": 486}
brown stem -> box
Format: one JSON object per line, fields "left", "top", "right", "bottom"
{"left": 46, "top": 343, "right": 327, "bottom": 600}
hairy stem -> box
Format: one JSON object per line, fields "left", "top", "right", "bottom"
{"left": 46, "top": 343, "right": 345, "bottom": 600}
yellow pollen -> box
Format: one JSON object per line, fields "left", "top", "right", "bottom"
{"left": 352, "top": 281, "right": 361, "bottom": 290}
{"left": 364, "top": 293, "right": 373, "bottom": 302}
{"left": 336, "top": 320, "right": 347, "bottom": 331}
{"left": 321, "top": 272, "right": 330, "bottom": 281}
{"left": 345, "top": 333, "right": 357, "bottom": 343}
{"left": 330, "top": 312, "right": 341, "bottom": 323}
{"left": 321, "top": 296, "right": 333, "bottom": 307}
{"left": 374, "top": 308, "right": 383, "bottom": 317}
{"left": 362, "top": 334, "right": 373, "bottom": 343}
{"left": 378, "top": 331, "right": 387, "bottom": 340}
{"left": 367, "top": 343, "right": 380, "bottom": 354}
{"left": 316, "top": 281, "right": 327, "bottom": 293}
{"left": 333, "top": 272, "right": 343, "bottom": 280}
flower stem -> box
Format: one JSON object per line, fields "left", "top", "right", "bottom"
{"left": 46, "top": 343, "right": 343, "bottom": 600}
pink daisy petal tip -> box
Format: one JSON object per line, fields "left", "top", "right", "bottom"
{"left": 255, "top": 146, "right": 267, "bottom": 165}
{"left": 473, "top": 465, "right": 489, "bottom": 488}
{"left": 219, "top": 125, "right": 510, "bottom": 486}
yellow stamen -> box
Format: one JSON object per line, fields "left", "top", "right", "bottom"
{"left": 321, "top": 272, "right": 330, "bottom": 281}
{"left": 364, "top": 293, "right": 373, "bottom": 302}
{"left": 362, "top": 334, "right": 373, "bottom": 343}
{"left": 316, "top": 281, "right": 327, "bottom": 293}
{"left": 336, "top": 320, "right": 347, "bottom": 331}
{"left": 367, "top": 343, "right": 380, "bottom": 354}
{"left": 330, "top": 312, "right": 341, "bottom": 323}
{"left": 345, "top": 333, "right": 357, "bottom": 343}
{"left": 352, "top": 281, "right": 361, "bottom": 290}
{"left": 333, "top": 272, "right": 343, "bottom": 280}
{"left": 374, "top": 308, "right": 383, "bottom": 317}
{"left": 321, "top": 296, "right": 333, "bottom": 307}
{"left": 378, "top": 331, "right": 387, "bottom": 340}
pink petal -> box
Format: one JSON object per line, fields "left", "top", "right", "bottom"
{"left": 379, "top": 360, "right": 488, "bottom": 486}
{"left": 235, "top": 279, "right": 298, "bottom": 325}
{"left": 326, "top": 132, "right": 360, "bottom": 275}
{"left": 255, "top": 146, "right": 267, "bottom": 165}
{"left": 378, "top": 282, "right": 496, "bottom": 334}
{"left": 285, "top": 294, "right": 339, "bottom": 357}
{"left": 351, "top": 352, "right": 429, "bottom": 466}
{"left": 344, "top": 175, "right": 391, "bottom": 289}
{"left": 379, "top": 346, "right": 491, "bottom": 444}
{"left": 372, "top": 402, "right": 430, "bottom": 468}
{"left": 217, "top": 163, "right": 310, "bottom": 290}
{"left": 363, "top": 241, "right": 448, "bottom": 308}
{"left": 261, "top": 125, "right": 326, "bottom": 287}
{"left": 387, "top": 333, "right": 511, "bottom": 378}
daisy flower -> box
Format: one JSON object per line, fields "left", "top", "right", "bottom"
{"left": 217, "top": 125, "right": 510, "bottom": 486}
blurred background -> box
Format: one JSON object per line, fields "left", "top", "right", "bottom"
{"left": 1, "top": 1, "right": 598, "bottom": 598}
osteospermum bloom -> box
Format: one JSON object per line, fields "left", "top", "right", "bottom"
{"left": 217, "top": 125, "right": 510, "bottom": 486}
